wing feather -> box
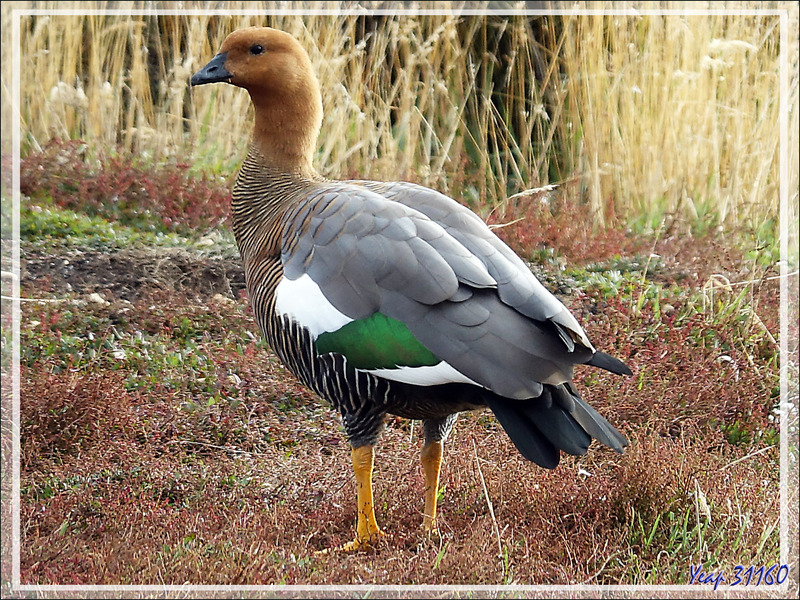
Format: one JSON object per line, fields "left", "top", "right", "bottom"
{"left": 359, "top": 180, "right": 595, "bottom": 350}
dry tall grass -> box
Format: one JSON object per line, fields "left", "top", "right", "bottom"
{"left": 1, "top": 1, "right": 797, "bottom": 240}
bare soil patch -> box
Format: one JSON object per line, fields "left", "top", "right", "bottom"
{"left": 22, "top": 247, "right": 246, "bottom": 302}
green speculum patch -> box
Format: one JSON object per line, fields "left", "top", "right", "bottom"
{"left": 314, "top": 312, "right": 439, "bottom": 370}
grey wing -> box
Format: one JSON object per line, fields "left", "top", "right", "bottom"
{"left": 356, "top": 180, "right": 595, "bottom": 354}
{"left": 281, "top": 183, "right": 592, "bottom": 399}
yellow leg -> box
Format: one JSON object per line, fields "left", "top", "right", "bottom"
{"left": 421, "top": 440, "right": 444, "bottom": 532}
{"left": 340, "top": 445, "right": 385, "bottom": 552}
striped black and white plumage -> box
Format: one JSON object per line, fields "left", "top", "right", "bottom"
{"left": 191, "top": 26, "right": 632, "bottom": 551}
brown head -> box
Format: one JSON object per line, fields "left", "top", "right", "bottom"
{"left": 191, "top": 27, "right": 323, "bottom": 176}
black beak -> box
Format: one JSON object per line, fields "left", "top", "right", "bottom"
{"left": 191, "top": 52, "right": 232, "bottom": 86}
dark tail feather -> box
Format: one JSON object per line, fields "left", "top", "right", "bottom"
{"left": 586, "top": 351, "right": 633, "bottom": 376}
{"left": 485, "top": 383, "right": 627, "bottom": 467}
{"left": 524, "top": 403, "right": 592, "bottom": 457}
{"left": 567, "top": 391, "right": 628, "bottom": 453}
{"left": 485, "top": 394, "right": 561, "bottom": 469}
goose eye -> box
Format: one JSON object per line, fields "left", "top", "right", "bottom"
{"left": 250, "top": 44, "right": 264, "bottom": 55}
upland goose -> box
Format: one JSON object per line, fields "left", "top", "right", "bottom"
{"left": 191, "top": 26, "right": 631, "bottom": 551}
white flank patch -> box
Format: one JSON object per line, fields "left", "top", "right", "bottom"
{"left": 368, "top": 362, "right": 483, "bottom": 387}
{"left": 274, "top": 273, "right": 352, "bottom": 338}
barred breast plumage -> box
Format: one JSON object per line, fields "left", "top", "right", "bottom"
{"left": 191, "top": 25, "right": 632, "bottom": 552}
